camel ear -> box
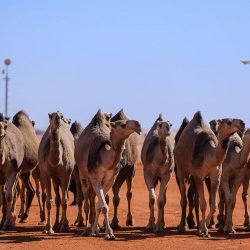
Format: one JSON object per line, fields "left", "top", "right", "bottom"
{"left": 157, "top": 121, "right": 162, "bottom": 128}
{"left": 68, "top": 118, "right": 71, "bottom": 124}
{"left": 227, "top": 119, "right": 232, "bottom": 126}
{"left": 32, "top": 121, "right": 35, "bottom": 127}
{"left": 48, "top": 113, "right": 52, "bottom": 120}
{"left": 169, "top": 122, "right": 173, "bottom": 127}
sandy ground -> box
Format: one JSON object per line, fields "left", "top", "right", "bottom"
{"left": 1, "top": 164, "right": 250, "bottom": 250}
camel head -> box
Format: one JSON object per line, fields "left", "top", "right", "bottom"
{"left": 12, "top": 110, "right": 35, "bottom": 128}
{"left": 48, "top": 111, "right": 64, "bottom": 132}
{"left": 111, "top": 119, "right": 142, "bottom": 139}
{"left": 0, "top": 120, "right": 8, "bottom": 140}
{"left": 217, "top": 118, "right": 245, "bottom": 137}
{"left": 155, "top": 121, "right": 172, "bottom": 138}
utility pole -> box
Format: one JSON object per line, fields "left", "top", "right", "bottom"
{"left": 2, "top": 58, "right": 11, "bottom": 118}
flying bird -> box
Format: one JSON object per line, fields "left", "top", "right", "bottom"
{"left": 241, "top": 60, "right": 250, "bottom": 64}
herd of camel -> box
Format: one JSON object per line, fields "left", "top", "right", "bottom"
{"left": 0, "top": 109, "right": 250, "bottom": 240}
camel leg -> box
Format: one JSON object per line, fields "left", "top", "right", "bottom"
{"left": 42, "top": 174, "right": 54, "bottom": 234}
{"left": 73, "top": 178, "right": 84, "bottom": 227}
{"left": 52, "top": 178, "right": 61, "bottom": 232}
{"left": 20, "top": 172, "right": 35, "bottom": 223}
{"left": 155, "top": 174, "right": 171, "bottom": 232}
{"left": 205, "top": 177, "right": 215, "bottom": 228}
{"left": 220, "top": 175, "right": 233, "bottom": 233}
{"left": 2, "top": 172, "right": 19, "bottom": 231}
{"left": 217, "top": 187, "right": 225, "bottom": 231}
{"left": 187, "top": 178, "right": 196, "bottom": 229}
{"left": 144, "top": 171, "right": 156, "bottom": 232}
{"left": 242, "top": 176, "right": 250, "bottom": 228}
{"left": 110, "top": 176, "right": 124, "bottom": 229}
{"left": 224, "top": 175, "right": 243, "bottom": 233}
{"left": 91, "top": 177, "right": 115, "bottom": 240}
{"left": 194, "top": 177, "right": 209, "bottom": 237}
{"left": 33, "top": 171, "right": 43, "bottom": 224}
{"left": 17, "top": 181, "right": 25, "bottom": 219}
{"left": 81, "top": 178, "right": 90, "bottom": 236}
{"left": 0, "top": 185, "right": 6, "bottom": 228}
{"left": 40, "top": 177, "right": 46, "bottom": 225}
{"left": 59, "top": 176, "right": 71, "bottom": 233}
{"left": 126, "top": 170, "right": 135, "bottom": 227}
{"left": 90, "top": 200, "right": 101, "bottom": 236}
{"left": 178, "top": 177, "right": 188, "bottom": 234}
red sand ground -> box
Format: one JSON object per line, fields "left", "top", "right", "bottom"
{"left": 1, "top": 164, "right": 250, "bottom": 250}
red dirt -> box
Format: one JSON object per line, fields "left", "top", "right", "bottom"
{"left": 1, "top": 164, "right": 250, "bottom": 250}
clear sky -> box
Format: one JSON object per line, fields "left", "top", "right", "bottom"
{"left": 1, "top": 1, "right": 250, "bottom": 129}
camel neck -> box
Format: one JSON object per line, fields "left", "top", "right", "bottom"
{"left": 0, "top": 138, "right": 6, "bottom": 165}
{"left": 110, "top": 131, "right": 126, "bottom": 153}
{"left": 240, "top": 137, "right": 250, "bottom": 166}
{"left": 158, "top": 136, "right": 167, "bottom": 155}
{"left": 215, "top": 133, "right": 230, "bottom": 164}
{"left": 49, "top": 130, "right": 63, "bottom": 166}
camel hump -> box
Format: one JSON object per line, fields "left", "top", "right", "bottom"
{"left": 175, "top": 117, "right": 189, "bottom": 143}
{"left": 193, "top": 132, "right": 212, "bottom": 166}
{"left": 193, "top": 111, "right": 203, "bottom": 125}
{"left": 158, "top": 113, "right": 163, "bottom": 121}
{"left": 111, "top": 109, "right": 128, "bottom": 122}
{"left": 87, "top": 138, "right": 111, "bottom": 172}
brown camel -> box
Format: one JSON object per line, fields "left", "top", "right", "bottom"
{"left": 38, "top": 111, "right": 75, "bottom": 234}
{"left": 70, "top": 121, "right": 84, "bottom": 227}
{"left": 75, "top": 110, "right": 141, "bottom": 240}
{"left": 109, "top": 109, "right": 139, "bottom": 229}
{"left": 174, "top": 111, "right": 245, "bottom": 237}
{"left": 141, "top": 114, "right": 174, "bottom": 232}
{"left": 215, "top": 129, "right": 250, "bottom": 233}
{"left": 12, "top": 111, "right": 40, "bottom": 223}
{"left": 0, "top": 114, "right": 25, "bottom": 230}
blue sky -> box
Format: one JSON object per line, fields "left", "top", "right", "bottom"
{"left": 1, "top": 1, "right": 250, "bottom": 129}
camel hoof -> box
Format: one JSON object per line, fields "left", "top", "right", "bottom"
{"left": 43, "top": 228, "right": 54, "bottom": 234}
{"left": 81, "top": 229, "right": 90, "bottom": 236}
{"left": 126, "top": 217, "right": 134, "bottom": 227}
{"left": 1, "top": 223, "right": 12, "bottom": 231}
{"left": 73, "top": 220, "right": 85, "bottom": 227}
{"left": 207, "top": 224, "right": 216, "bottom": 229}
{"left": 59, "top": 224, "right": 70, "bottom": 233}
{"left": 19, "top": 213, "right": 28, "bottom": 223}
{"left": 104, "top": 233, "right": 115, "bottom": 240}
{"left": 224, "top": 228, "right": 236, "bottom": 234}
{"left": 177, "top": 225, "right": 187, "bottom": 234}
{"left": 111, "top": 222, "right": 121, "bottom": 230}
{"left": 145, "top": 225, "right": 154, "bottom": 232}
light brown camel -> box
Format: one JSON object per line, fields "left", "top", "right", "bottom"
{"left": 215, "top": 129, "right": 250, "bottom": 233}
{"left": 12, "top": 111, "right": 40, "bottom": 223}
{"left": 75, "top": 110, "right": 141, "bottom": 240}
{"left": 174, "top": 111, "right": 245, "bottom": 237}
{"left": 141, "top": 114, "right": 174, "bottom": 232}
{"left": 109, "top": 109, "right": 139, "bottom": 229}
{"left": 0, "top": 114, "right": 24, "bottom": 230}
{"left": 70, "top": 121, "right": 84, "bottom": 227}
{"left": 38, "top": 111, "right": 75, "bottom": 234}
{"left": 242, "top": 160, "right": 250, "bottom": 231}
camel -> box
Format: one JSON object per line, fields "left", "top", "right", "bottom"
{"left": 75, "top": 110, "right": 141, "bottom": 240}
{"left": 141, "top": 114, "right": 174, "bottom": 232}
{"left": 242, "top": 160, "right": 250, "bottom": 231}
{"left": 109, "top": 109, "right": 139, "bottom": 229}
{"left": 214, "top": 129, "right": 250, "bottom": 233}
{"left": 0, "top": 114, "right": 25, "bottom": 230}
{"left": 38, "top": 111, "right": 75, "bottom": 234}
{"left": 174, "top": 111, "right": 245, "bottom": 237}
{"left": 70, "top": 121, "right": 84, "bottom": 227}
{"left": 12, "top": 111, "right": 40, "bottom": 223}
